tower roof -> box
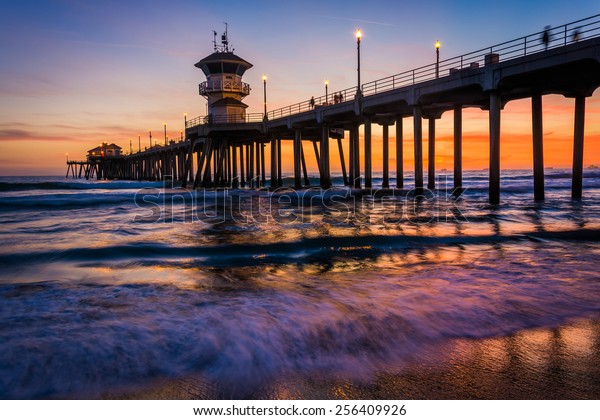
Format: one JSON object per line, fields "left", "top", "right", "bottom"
{"left": 195, "top": 51, "right": 253, "bottom": 77}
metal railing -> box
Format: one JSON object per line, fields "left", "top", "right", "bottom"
{"left": 266, "top": 86, "right": 358, "bottom": 120}
{"left": 186, "top": 113, "right": 264, "bottom": 128}
{"left": 362, "top": 13, "right": 600, "bottom": 96}
{"left": 199, "top": 80, "right": 251, "bottom": 96}
{"left": 186, "top": 14, "right": 600, "bottom": 128}
{"left": 267, "top": 13, "right": 600, "bottom": 116}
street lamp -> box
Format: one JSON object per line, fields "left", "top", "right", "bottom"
{"left": 66, "top": 152, "right": 68, "bottom": 163}
{"left": 435, "top": 40, "right": 441, "bottom": 79}
{"left": 138, "top": 134, "right": 141, "bottom": 153}
{"left": 355, "top": 29, "right": 362, "bottom": 95}
{"left": 149, "top": 129, "right": 152, "bottom": 148}
{"left": 325, "top": 79, "right": 329, "bottom": 104}
{"left": 163, "top": 123, "right": 167, "bottom": 146}
{"left": 262, "top": 74, "right": 267, "bottom": 120}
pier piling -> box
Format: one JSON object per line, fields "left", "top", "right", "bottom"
{"left": 532, "top": 94, "right": 545, "bottom": 201}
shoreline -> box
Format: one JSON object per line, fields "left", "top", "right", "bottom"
{"left": 105, "top": 316, "right": 600, "bottom": 400}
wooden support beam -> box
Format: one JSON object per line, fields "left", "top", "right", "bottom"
{"left": 277, "top": 138, "right": 282, "bottom": 187}
{"left": 413, "top": 106, "right": 423, "bottom": 192}
{"left": 364, "top": 118, "right": 372, "bottom": 188}
{"left": 532, "top": 94, "right": 545, "bottom": 201}
{"left": 240, "top": 144, "right": 246, "bottom": 187}
{"left": 382, "top": 123, "right": 390, "bottom": 188}
{"left": 396, "top": 116, "right": 403, "bottom": 189}
{"left": 489, "top": 92, "right": 501, "bottom": 205}
{"left": 337, "top": 137, "right": 348, "bottom": 186}
{"left": 294, "top": 130, "right": 302, "bottom": 189}
{"left": 181, "top": 139, "right": 196, "bottom": 188}
{"left": 320, "top": 124, "right": 331, "bottom": 188}
{"left": 232, "top": 145, "right": 238, "bottom": 188}
{"left": 260, "top": 143, "right": 266, "bottom": 187}
{"left": 270, "top": 139, "right": 277, "bottom": 188}
{"left": 300, "top": 142, "right": 310, "bottom": 186}
{"left": 352, "top": 124, "right": 361, "bottom": 188}
{"left": 453, "top": 106, "right": 462, "bottom": 192}
{"left": 249, "top": 142, "right": 255, "bottom": 188}
{"left": 427, "top": 118, "right": 435, "bottom": 190}
{"left": 572, "top": 96, "right": 586, "bottom": 200}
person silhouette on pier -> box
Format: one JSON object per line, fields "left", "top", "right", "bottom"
{"left": 310, "top": 96, "right": 315, "bottom": 109}
{"left": 542, "top": 26, "right": 550, "bottom": 50}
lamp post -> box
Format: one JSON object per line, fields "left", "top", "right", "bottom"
{"left": 355, "top": 29, "right": 362, "bottom": 95}
{"left": 325, "top": 79, "right": 329, "bottom": 104}
{"left": 435, "top": 40, "right": 441, "bottom": 79}
{"left": 149, "top": 130, "right": 152, "bottom": 148}
{"left": 163, "top": 123, "right": 167, "bottom": 146}
{"left": 66, "top": 152, "right": 68, "bottom": 163}
{"left": 138, "top": 134, "right": 141, "bottom": 152}
{"left": 262, "top": 74, "right": 267, "bottom": 120}
{"left": 183, "top": 113, "right": 187, "bottom": 132}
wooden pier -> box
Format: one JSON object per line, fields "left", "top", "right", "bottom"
{"left": 67, "top": 15, "right": 600, "bottom": 204}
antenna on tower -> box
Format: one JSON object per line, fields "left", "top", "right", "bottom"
{"left": 212, "top": 22, "right": 233, "bottom": 53}
{"left": 221, "top": 22, "right": 229, "bottom": 52}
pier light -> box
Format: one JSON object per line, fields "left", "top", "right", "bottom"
{"left": 355, "top": 29, "right": 362, "bottom": 95}
{"left": 184, "top": 112, "right": 187, "bottom": 129}
{"left": 435, "top": 40, "right": 441, "bottom": 79}
{"left": 325, "top": 79, "right": 329, "bottom": 103}
{"left": 163, "top": 123, "right": 167, "bottom": 146}
{"left": 262, "top": 74, "right": 268, "bottom": 120}
{"left": 66, "top": 152, "right": 68, "bottom": 163}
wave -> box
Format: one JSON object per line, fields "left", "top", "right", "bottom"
{"left": 0, "top": 193, "right": 135, "bottom": 209}
{"left": 0, "top": 229, "right": 597, "bottom": 269}
{"left": 0, "top": 180, "right": 167, "bottom": 192}
{"left": 2, "top": 250, "right": 600, "bottom": 398}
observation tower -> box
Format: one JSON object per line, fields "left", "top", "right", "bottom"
{"left": 195, "top": 24, "right": 253, "bottom": 124}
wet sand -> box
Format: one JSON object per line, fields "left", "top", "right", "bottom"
{"left": 106, "top": 316, "right": 600, "bottom": 400}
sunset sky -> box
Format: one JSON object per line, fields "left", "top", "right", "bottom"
{"left": 1, "top": 0, "right": 599, "bottom": 175}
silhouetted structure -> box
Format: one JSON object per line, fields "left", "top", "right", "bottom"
{"left": 68, "top": 15, "right": 600, "bottom": 204}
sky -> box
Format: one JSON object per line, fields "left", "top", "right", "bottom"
{"left": 0, "top": 0, "right": 599, "bottom": 175}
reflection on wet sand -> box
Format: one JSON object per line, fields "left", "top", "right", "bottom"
{"left": 106, "top": 318, "right": 600, "bottom": 400}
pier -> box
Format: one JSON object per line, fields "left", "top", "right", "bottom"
{"left": 66, "top": 14, "right": 600, "bottom": 204}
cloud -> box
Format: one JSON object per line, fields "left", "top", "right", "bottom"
{"left": 0, "top": 129, "right": 34, "bottom": 140}
{"left": 0, "top": 128, "right": 82, "bottom": 143}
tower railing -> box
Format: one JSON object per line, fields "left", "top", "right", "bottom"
{"left": 199, "top": 80, "right": 251, "bottom": 97}
{"left": 186, "top": 113, "right": 264, "bottom": 128}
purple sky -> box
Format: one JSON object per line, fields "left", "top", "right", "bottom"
{"left": 1, "top": 1, "right": 599, "bottom": 174}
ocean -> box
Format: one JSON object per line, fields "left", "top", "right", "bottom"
{"left": 0, "top": 169, "right": 599, "bottom": 399}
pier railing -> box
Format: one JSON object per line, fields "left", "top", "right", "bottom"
{"left": 266, "top": 13, "right": 600, "bottom": 117}
{"left": 362, "top": 13, "right": 600, "bottom": 96}
{"left": 186, "top": 14, "right": 600, "bottom": 128}
{"left": 266, "top": 86, "right": 358, "bottom": 120}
